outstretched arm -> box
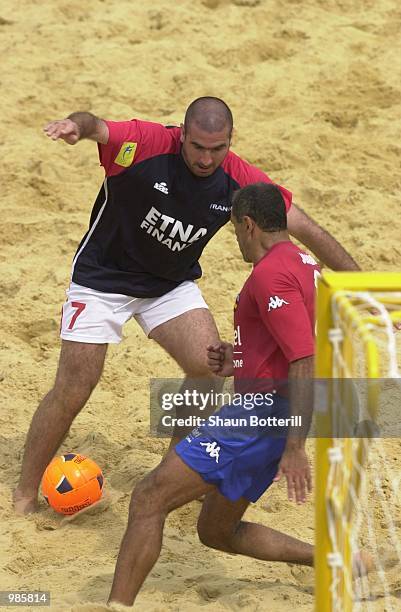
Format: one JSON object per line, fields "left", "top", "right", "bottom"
{"left": 43, "top": 112, "right": 109, "bottom": 145}
{"left": 287, "top": 203, "right": 360, "bottom": 271}
{"left": 273, "top": 355, "right": 314, "bottom": 504}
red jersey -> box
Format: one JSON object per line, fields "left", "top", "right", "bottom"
{"left": 233, "top": 241, "right": 319, "bottom": 383}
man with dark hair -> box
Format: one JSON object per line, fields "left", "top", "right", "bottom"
{"left": 14, "top": 97, "right": 359, "bottom": 515}
{"left": 107, "top": 181, "right": 319, "bottom": 606}
{"left": 232, "top": 181, "right": 288, "bottom": 233}
{"left": 184, "top": 96, "right": 234, "bottom": 136}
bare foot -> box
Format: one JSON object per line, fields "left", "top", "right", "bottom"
{"left": 13, "top": 490, "right": 39, "bottom": 515}
{"left": 353, "top": 550, "right": 375, "bottom": 578}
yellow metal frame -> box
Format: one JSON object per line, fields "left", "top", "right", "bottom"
{"left": 314, "top": 272, "right": 401, "bottom": 612}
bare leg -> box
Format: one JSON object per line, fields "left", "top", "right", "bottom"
{"left": 197, "top": 491, "right": 313, "bottom": 565}
{"left": 150, "top": 308, "right": 222, "bottom": 449}
{"left": 108, "top": 451, "right": 371, "bottom": 608}
{"left": 14, "top": 340, "right": 107, "bottom": 514}
{"left": 108, "top": 451, "right": 214, "bottom": 607}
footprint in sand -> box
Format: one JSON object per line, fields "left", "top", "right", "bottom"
{"left": 34, "top": 487, "right": 123, "bottom": 530}
{"left": 231, "top": 0, "right": 260, "bottom": 5}
{"left": 290, "top": 565, "right": 314, "bottom": 593}
{"left": 69, "top": 604, "right": 129, "bottom": 611}
{"left": 202, "top": 0, "right": 260, "bottom": 8}
{"left": 195, "top": 573, "right": 224, "bottom": 601}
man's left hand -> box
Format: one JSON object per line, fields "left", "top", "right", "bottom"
{"left": 273, "top": 446, "right": 312, "bottom": 504}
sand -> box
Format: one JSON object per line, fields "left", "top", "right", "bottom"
{"left": 0, "top": 0, "right": 400, "bottom": 610}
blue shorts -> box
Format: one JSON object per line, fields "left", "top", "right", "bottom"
{"left": 175, "top": 397, "right": 289, "bottom": 502}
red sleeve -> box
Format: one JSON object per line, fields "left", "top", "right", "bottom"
{"left": 251, "top": 268, "right": 314, "bottom": 362}
{"left": 97, "top": 120, "right": 141, "bottom": 177}
{"left": 98, "top": 120, "right": 181, "bottom": 177}
{"left": 222, "top": 151, "right": 292, "bottom": 212}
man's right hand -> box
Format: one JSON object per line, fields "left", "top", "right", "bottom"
{"left": 43, "top": 119, "right": 81, "bottom": 144}
{"left": 206, "top": 342, "right": 234, "bottom": 377}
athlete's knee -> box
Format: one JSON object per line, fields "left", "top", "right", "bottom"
{"left": 52, "top": 344, "right": 105, "bottom": 410}
{"left": 185, "top": 343, "right": 220, "bottom": 378}
{"left": 128, "top": 470, "right": 169, "bottom": 521}
{"left": 53, "top": 370, "right": 95, "bottom": 405}
{"left": 50, "top": 370, "right": 98, "bottom": 416}
{"left": 197, "top": 516, "right": 235, "bottom": 552}
{"left": 45, "top": 384, "right": 86, "bottom": 418}
{"left": 184, "top": 362, "right": 213, "bottom": 378}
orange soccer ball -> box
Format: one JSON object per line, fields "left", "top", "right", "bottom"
{"left": 41, "top": 453, "right": 104, "bottom": 515}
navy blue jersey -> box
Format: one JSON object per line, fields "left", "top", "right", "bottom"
{"left": 71, "top": 119, "right": 292, "bottom": 297}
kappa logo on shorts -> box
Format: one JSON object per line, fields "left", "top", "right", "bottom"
{"left": 114, "top": 142, "right": 137, "bottom": 167}
{"left": 267, "top": 295, "right": 289, "bottom": 311}
{"left": 200, "top": 441, "right": 221, "bottom": 463}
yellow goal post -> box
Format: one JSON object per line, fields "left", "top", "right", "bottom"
{"left": 314, "top": 272, "right": 401, "bottom": 612}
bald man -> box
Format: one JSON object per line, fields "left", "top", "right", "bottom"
{"left": 14, "top": 97, "right": 359, "bottom": 514}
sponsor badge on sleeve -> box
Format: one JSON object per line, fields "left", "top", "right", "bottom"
{"left": 114, "top": 142, "right": 137, "bottom": 167}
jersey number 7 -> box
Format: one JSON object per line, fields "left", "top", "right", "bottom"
{"left": 68, "top": 301, "right": 87, "bottom": 330}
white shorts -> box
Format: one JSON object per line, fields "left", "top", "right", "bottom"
{"left": 60, "top": 281, "right": 209, "bottom": 343}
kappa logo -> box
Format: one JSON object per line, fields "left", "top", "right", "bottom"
{"left": 299, "top": 252, "right": 318, "bottom": 266}
{"left": 268, "top": 295, "right": 290, "bottom": 311}
{"left": 200, "top": 441, "right": 221, "bottom": 463}
{"left": 154, "top": 181, "right": 169, "bottom": 195}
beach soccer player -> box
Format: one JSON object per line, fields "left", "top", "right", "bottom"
{"left": 14, "top": 97, "right": 359, "bottom": 515}
{"left": 107, "top": 182, "right": 320, "bottom": 606}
